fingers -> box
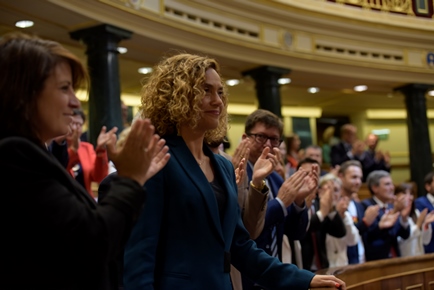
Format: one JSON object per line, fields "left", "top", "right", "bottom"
{"left": 106, "top": 133, "right": 118, "bottom": 160}
{"left": 99, "top": 126, "right": 107, "bottom": 135}
{"left": 260, "top": 146, "right": 271, "bottom": 159}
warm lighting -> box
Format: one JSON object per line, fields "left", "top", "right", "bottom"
{"left": 307, "top": 87, "right": 320, "bottom": 94}
{"left": 15, "top": 20, "right": 34, "bottom": 28}
{"left": 427, "top": 90, "right": 434, "bottom": 97}
{"left": 226, "top": 79, "right": 240, "bottom": 86}
{"left": 138, "top": 67, "right": 153, "bottom": 74}
{"left": 354, "top": 85, "right": 368, "bottom": 92}
{"left": 117, "top": 47, "right": 128, "bottom": 54}
{"left": 278, "top": 78, "right": 291, "bottom": 85}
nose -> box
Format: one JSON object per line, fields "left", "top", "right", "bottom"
{"left": 69, "top": 91, "right": 81, "bottom": 109}
{"left": 211, "top": 92, "right": 223, "bottom": 105}
{"left": 264, "top": 138, "right": 273, "bottom": 148}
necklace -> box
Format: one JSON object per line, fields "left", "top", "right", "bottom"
{"left": 197, "top": 159, "right": 203, "bottom": 166}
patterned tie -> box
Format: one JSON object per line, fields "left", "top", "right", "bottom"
{"left": 267, "top": 179, "right": 278, "bottom": 258}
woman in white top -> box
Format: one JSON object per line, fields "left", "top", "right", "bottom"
{"left": 395, "top": 183, "right": 434, "bottom": 257}
{"left": 321, "top": 174, "right": 360, "bottom": 268}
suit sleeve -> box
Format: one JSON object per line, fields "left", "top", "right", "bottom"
{"left": 242, "top": 185, "right": 269, "bottom": 240}
{"left": 0, "top": 138, "right": 146, "bottom": 274}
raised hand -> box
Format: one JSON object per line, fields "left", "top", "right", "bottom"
{"left": 422, "top": 210, "right": 434, "bottom": 230}
{"left": 379, "top": 211, "right": 400, "bottom": 229}
{"left": 363, "top": 205, "right": 380, "bottom": 227}
{"left": 295, "top": 163, "right": 319, "bottom": 204}
{"left": 66, "top": 123, "right": 80, "bottom": 152}
{"left": 416, "top": 208, "right": 428, "bottom": 230}
{"left": 107, "top": 119, "right": 169, "bottom": 185}
{"left": 273, "top": 147, "right": 286, "bottom": 180}
{"left": 235, "top": 158, "right": 246, "bottom": 186}
{"left": 277, "top": 169, "right": 308, "bottom": 207}
{"left": 319, "top": 181, "right": 333, "bottom": 217}
{"left": 96, "top": 126, "right": 118, "bottom": 151}
{"left": 336, "top": 196, "right": 350, "bottom": 218}
{"left": 251, "top": 147, "right": 278, "bottom": 186}
{"left": 144, "top": 139, "right": 170, "bottom": 182}
{"left": 231, "top": 138, "right": 250, "bottom": 169}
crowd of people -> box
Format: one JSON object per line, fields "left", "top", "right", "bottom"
{"left": 1, "top": 32, "right": 433, "bottom": 290}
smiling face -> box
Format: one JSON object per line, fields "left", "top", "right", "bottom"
{"left": 373, "top": 176, "right": 395, "bottom": 203}
{"left": 244, "top": 122, "right": 281, "bottom": 165}
{"left": 197, "top": 68, "right": 223, "bottom": 132}
{"left": 34, "top": 62, "right": 80, "bottom": 142}
{"left": 340, "top": 165, "right": 363, "bottom": 197}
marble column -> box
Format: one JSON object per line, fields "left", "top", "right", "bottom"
{"left": 242, "top": 66, "right": 290, "bottom": 118}
{"left": 70, "top": 24, "right": 132, "bottom": 146}
{"left": 395, "top": 84, "right": 433, "bottom": 197}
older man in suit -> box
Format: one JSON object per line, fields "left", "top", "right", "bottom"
{"left": 415, "top": 171, "right": 434, "bottom": 253}
{"left": 362, "top": 170, "right": 410, "bottom": 261}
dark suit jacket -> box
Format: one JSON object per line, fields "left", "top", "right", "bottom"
{"left": 347, "top": 200, "right": 368, "bottom": 264}
{"left": 0, "top": 137, "right": 146, "bottom": 290}
{"left": 246, "top": 168, "right": 309, "bottom": 261}
{"left": 361, "top": 198, "right": 410, "bottom": 261}
{"left": 330, "top": 142, "right": 351, "bottom": 167}
{"left": 300, "top": 198, "right": 346, "bottom": 270}
{"left": 123, "top": 134, "right": 314, "bottom": 290}
{"left": 415, "top": 195, "right": 434, "bottom": 253}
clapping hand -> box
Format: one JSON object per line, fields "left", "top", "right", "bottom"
{"left": 107, "top": 119, "right": 170, "bottom": 185}
{"left": 379, "top": 211, "right": 400, "bottom": 229}
{"left": 96, "top": 126, "right": 118, "bottom": 151}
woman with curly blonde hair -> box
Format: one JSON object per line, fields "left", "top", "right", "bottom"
{"left": 124, "top": 53, "right": 346, "bottom": 290}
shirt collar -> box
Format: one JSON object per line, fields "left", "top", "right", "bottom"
{"left": 373, "top": 195, "right": 388, "bottom": 208}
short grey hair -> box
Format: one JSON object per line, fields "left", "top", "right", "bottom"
{"left": 366, "top": 170, "right": 390, "bottom": 195}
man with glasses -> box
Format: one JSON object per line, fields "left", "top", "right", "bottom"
{"left": 241, "top": 109, "right": 319, "bottom": 290}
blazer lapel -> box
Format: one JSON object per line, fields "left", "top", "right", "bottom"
{"left": 165, "top": 135, "right": 224, "bottom": 244}
{"left": 208, "top": 151, "right": 238, "bottom": 249}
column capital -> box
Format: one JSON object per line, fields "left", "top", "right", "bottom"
{"left": 70, "top": 24, "right": 132, "bottom": 44}
{"left": 394, "top": 83, "right": 432, "bottom": 95}
{"left": 242, "top": 65, "right": 291, "bottom": 79}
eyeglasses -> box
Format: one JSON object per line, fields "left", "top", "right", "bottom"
{"left": 247, "top": 133, "right": 282, "bottom": 147}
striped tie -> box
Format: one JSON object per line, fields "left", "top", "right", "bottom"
{"left": 270, "top": 226, "right": 278, "bottom": 258}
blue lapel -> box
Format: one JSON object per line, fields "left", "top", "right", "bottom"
{"left": 165, "top": 135, "right": 236, "bottom": 246}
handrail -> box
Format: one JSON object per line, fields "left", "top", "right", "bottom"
{"left": 314, "top": 253, "right": 434, "bottom": 289}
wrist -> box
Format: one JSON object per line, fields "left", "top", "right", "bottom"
{"left": 250, "top": 179, "right": 265, "bottom": 191}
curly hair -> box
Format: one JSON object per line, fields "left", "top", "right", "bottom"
{"left": 140, "top": 53, "right": 228, "bottom": 144}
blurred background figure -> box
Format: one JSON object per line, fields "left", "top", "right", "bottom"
{"left": 395, "top": 183, "right": 434, "bottom": 257}
{"left": 66, "top": 109, "right": 115, "bottom": 198}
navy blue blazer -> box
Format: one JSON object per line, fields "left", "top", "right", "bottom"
{"left": 123, "top": 135, "right": 314, "bottom": 290}
{"left": 415, "top": 195, "right": 434, "bottom": 253}
{"left": 361, "top": 198, "right": 410, "bottom": 261}
{"left": 347, "top": 200, "right": 368, "bottom": 264}
{"left": 246, "top": 167, "right": 309, "bottom": 261}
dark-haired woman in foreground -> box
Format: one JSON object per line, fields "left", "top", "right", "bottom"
{"left": 0, "top": 33, "right": 170, "bottom": 289}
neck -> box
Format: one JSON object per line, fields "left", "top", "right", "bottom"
{"left": 179, "top": 125, "right": 206, "bottom": 162}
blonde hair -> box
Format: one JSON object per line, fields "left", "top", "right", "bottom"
{"left": 140, "top": 53, "right": 228, "bottom": 144}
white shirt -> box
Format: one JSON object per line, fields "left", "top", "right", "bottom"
{"left": 398, "top": 209, "right": 433, "bottom": 257}
{"left": 326, "top": 211, "right": 360, "bottom": 268}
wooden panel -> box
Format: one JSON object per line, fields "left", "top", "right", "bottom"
{"left": 315, "top": 254, "right": 434, "bottom": 290}
{"left": 382, "top": 277, "right": 401, "bottom": 290}
{"left": 402, "top": 273, "right": 425, "bottom": 290}
{"left": 426, "top": 270, "right": 434, "bottom": 290}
